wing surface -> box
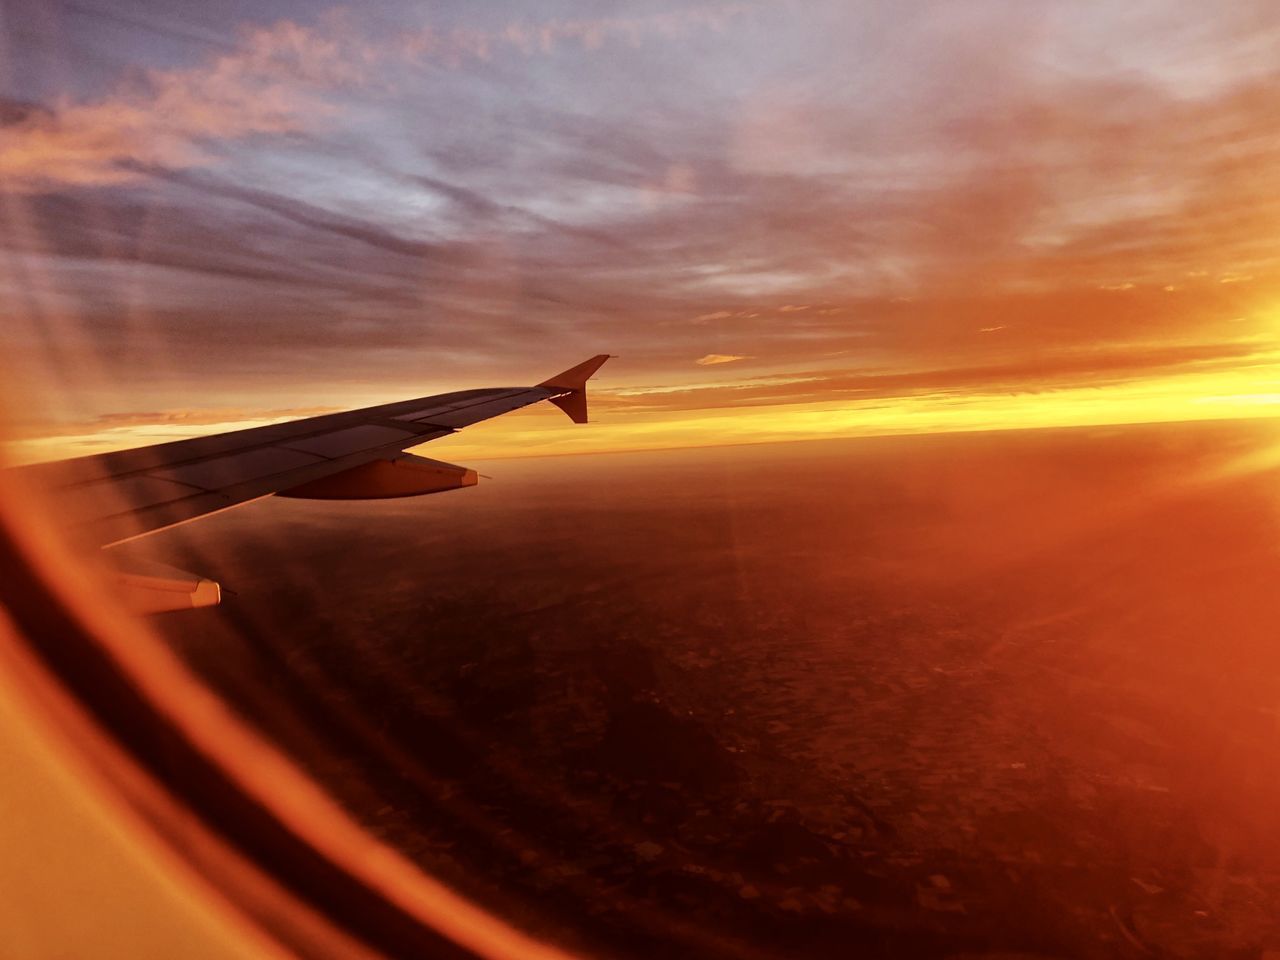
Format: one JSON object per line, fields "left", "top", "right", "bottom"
{"left": 20, "top": 355, "right": 610, "bottom": 549}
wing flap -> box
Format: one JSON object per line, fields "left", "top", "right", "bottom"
{"left": 277, "top": 424, "right": 419, "bottom": 459}
{"left": 111, "top": 559, "right": 223, "bottom": 614}
{"left": 390, "top": 388, "right": 529, "bottom": 423}
{"left": 66, "top": 475, "right": 205, "bottom": 517}
{"left": 410, "top": 390, "right": 551, "bottom": 429}
{"left": 149, "top": 447, "right": 326, "bottom": 492}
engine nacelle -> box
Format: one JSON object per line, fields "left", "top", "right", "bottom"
{"left": 276, "top": 453, "right": 478, "bottom": 500}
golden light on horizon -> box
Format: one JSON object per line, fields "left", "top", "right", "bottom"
{"left": 9, "top": 340, "right": 1280, "bottom": 467}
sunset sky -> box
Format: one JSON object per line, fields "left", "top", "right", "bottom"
{"left": 3, "top": 0, "right": 1280, "bottom": 463}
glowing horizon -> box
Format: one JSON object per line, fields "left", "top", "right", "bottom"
{"left": 8, "top": 339, "right": 1280, "bottom": 466}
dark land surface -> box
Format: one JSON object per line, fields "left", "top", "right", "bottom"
{"left": 120, "top": 420, "right": 1280, "bottom": 959}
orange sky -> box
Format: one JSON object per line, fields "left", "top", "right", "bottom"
{"left": 3, "top": 1, "right": 1280, "bottom": 464}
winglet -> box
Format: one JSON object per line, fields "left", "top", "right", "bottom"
{"left": 538, "top": 354, "right": 612, "bottom": 424}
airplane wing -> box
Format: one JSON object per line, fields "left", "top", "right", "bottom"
{"left": 17, "top": 355, "right": 611, "bottom": 611}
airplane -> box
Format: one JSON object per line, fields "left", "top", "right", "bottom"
{"left": 16, "top": 354, "right": 612, "bottom": 613}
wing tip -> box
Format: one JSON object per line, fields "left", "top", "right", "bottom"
{"left": 538, "top": 354, "right": 614, "bottom": 392}
{"left": 540, "top": 354, "right": 613, "bottom": 424}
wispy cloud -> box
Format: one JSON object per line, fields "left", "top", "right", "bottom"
{"left": 0, "top": 4, "right": 753, "bottom": 192}
{"left": 7, "top": 1, "right": 1280, "bottom": 458}
{"left": 639, "top": 340, "right": 1276, "bottom": 412}
{"left": 0, "top": 18, "right": 370, "bottom": 189}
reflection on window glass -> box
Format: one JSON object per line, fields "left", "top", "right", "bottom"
{"left": 4, "top": 2, "right": 1280, "bottom": 958}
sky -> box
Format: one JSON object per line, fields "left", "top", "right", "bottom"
{"left": 3, "top": 0, "right": 1280, "bottom": 463}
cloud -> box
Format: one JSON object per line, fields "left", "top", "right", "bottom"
{"left": 7, "top": 0, "right": 1280, "bottom": 455}
{"left": 695, "top": 354, "right": 750, "bottom": 366}
{"left": 0, "top": 18, "right": 368, "bottom": 190}
{"left": 0, "top": 5, "right": 755, "bottom": 192}
{"left": 632, "top": 340, "right": 1274, "bottom": 413}
{"left": 0, "top": 98, "right": 52, "bottom": 128}
{"left": 133, "top": 164, "right": 459, "bottom": 262}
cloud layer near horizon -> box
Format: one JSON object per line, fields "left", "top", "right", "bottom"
{"left": 3, "top": 0, "right": 1280, "bottom": 457}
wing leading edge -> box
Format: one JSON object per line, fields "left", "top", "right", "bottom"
{"left": 17, "top": 355, "right": 611, "bottom": 610}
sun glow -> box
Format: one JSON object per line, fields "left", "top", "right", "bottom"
{"left": 428, "top": 353, "right": 1280, "bottom": 462}
{"left": 8, "top": 345, "right": 1280, "bottom": 468}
